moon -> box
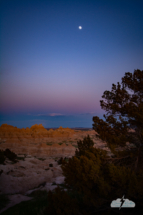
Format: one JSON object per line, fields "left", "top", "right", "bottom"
{"left": 78, "top": 26, "right": 82, "bottom": 30}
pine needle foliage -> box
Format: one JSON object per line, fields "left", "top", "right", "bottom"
{"left": 75, "top": 135, "right": 94, "bottom": 157}
{"left": 44, "top": 186, "right": 81, "bottom": 215}
{"left": 44, "top": 70, "right": 143, "bottom": 215}
{"left": 4, "top": 148, "right": 18, "bottom": 163}
{"left": 0, "top": 150, "right": 5, "bottom": 164}
{"left": 61, "top": 137, "right": 143, "bottom": 214}
{"left": 92, "top": 69, "right": 143, "bottom": 169}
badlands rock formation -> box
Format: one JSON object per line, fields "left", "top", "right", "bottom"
{"left": 0, "top": 124, "right": 77, "bottom": 157}
{"left": 0, "top": 124, "right": 135, "bottom": 213}
{"left": 0, "top": 124, "right": 111, "bottom": 157}
{"left": 0, "top": 155, "right": 65, "bottom": 213}
{"left": 0, "top": 156, "right": 64, "bottom": 195}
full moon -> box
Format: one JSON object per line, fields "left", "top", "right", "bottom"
{"left": 78, "top": 26, "right": 82, "bottom": 30}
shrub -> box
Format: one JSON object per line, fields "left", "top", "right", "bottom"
{"left": 0, "top": 170, "right": 3, "bottom": 176}
{"left": 0, "top": 150, "right": 5, "bottom": 164}
{"left": 43, "top": 70, "right": 143, "bottom": 214}
{"left": 58, "top": 157, "right": 68, "bottom": 165}
{"left": 0, "top": 194, "right": 10, "bottom": 210}
{"left": 4, "top": 148, "right": 17, "bottom": 162}
{"left": 44, "top": 187, "right": 80, "bottom": 215}
{"left": 75, "top": 135, "right": 94, "bottom": 157}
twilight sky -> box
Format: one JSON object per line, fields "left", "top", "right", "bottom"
{"left": 0, "top": 0, "right": 143, "bottom": 128}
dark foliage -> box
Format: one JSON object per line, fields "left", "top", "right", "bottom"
{"left": 0, "top": 170, "right": 3, "bottom": 176}
{"left": 1, "top": 190, "right": 49, "bottom": 215}
{"left": 49, "top": 163, "right": 53, "bottom": 167}
{"left": 4, "top": 149, "right": 18, "bottom": 163}
{"left": 75, "top": 135, "right": 94, "bottom": 157}
{"left": 62, "top": 145, "right": 143, "bottom": 213}
{"left": 92, "top": 69, "right": 143, "bottom": 162}
{"left": 0, "top": 150, "right": 5, "bottom": 164}
{"left": 44, "top": 70, "right": 143, "bottom": 214}
{"left": 0, "top": 194, "right": 10, "bottom": 211}
{"left": 57, "top": 157, "right": 68, "bottom": 165}
{"left": 44, "top": 186, "right": 82, "bottom": 215}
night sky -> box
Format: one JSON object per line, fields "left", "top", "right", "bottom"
{"left": 0, "top": 0, "right": 143, "bottom": 128}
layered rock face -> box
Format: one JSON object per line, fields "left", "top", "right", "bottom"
{"left": 0, "top": 124, "right": 134, "bottom": 158}
{"left": 1, "top": 124, "right": 108, "bottom": 157}
{"left": 0, "top": 124, "right": 75, "bottom": 142}
{"left": 0, "top": 124, "right": 78, "bottom": 157}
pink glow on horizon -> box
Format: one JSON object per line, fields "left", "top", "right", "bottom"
{"left": 0, "top": 77, "right": 103, "bottom": 114}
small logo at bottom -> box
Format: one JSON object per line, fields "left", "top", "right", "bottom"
{"left": 111, "top": 195, "right": 135, "bottom": 209}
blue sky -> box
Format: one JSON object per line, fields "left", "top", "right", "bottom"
{"left": 0, "top": 0, "right": 143, "bottom": 128}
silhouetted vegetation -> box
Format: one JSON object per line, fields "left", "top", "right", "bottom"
{"left": 1, "top": 190, "right": 49, "bottom": 215}
{"left": 1, "top": 70, "right": 143, "bottom": 215}
{"left": 44, "top": 69, "right": 143, "bottom": 214}
{"left": 57, "top": 157, "right": 68, "bottom": 165}
{"left": 0, "top": 194, "right": 10, "bottom": 211}
{"left": 46, "top": 142, "right": 53, "bottom": 146}
{"left": 0, "top": 150, "right": 5, "bottom": 164}
{"left": 38, "top": 158, "right": 46, "bottom": 161}
{"left": 17, "top": 156, "right": 25, "bottom": 161}
{"left": 92, "top": 69, "right": 143, "bottom": 169}
{"left": 44, "top": 187, "right": 80, "bottom": 215}
{"left": 75, "top": 134, "right": 94, "bottom": 157}
{"left": 0, "top": 170, "right": 3, "bottom": 176}
{"left": 0, "top": 149, "right": 18, "bottom": 164}
{"left": 4, "top": 149, "right": 18, "bottom": 163}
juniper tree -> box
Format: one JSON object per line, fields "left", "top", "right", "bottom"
{"left": 45, "top": 70, "right": 143, "bottom": 215}
{"left": 93, "top": 69, "right": 143, "bottom": 171}
{"left": 61, "top": 138, "right": 143, "bottom": 214}
{"left": 75, "top": 135, "right": 94, "bottom": 157}
{"left": 61, "top": 70, "right": 143, "bottom": 214}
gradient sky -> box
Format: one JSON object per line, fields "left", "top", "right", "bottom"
{"left": 0, "top": 0, "right": 143, "bottom": 128}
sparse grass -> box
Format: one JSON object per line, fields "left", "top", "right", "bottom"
{"left": 58, "top": 183, "right": 67, "bottom": 189}
{"left": 69, "top": 141, "right": 74, "bottom": 143}
{"left": 52, "top": 182, "right": 57, "bottom": 185}
{"left": 10, "top": 161, "right": 17, "bottom": 164}
{"left": 73, "top": 145, "right": 78, "bottom": 148}
{"left": 64, "top": 158, "right": 69, "bottom": 162}
{"left": 46, "top": 142, "right": 53, "bottom": 146}
{"left": 37, "top": 158, "right": 46, "bottom": 161}
{"left": 17, "top": 156, "right": 25, "bottom": 161}
{"left": 62, "top": 141, "right": 68, "bottom": 144}
{"left": 0, "top": 141, "right": 6, "bottom": 144}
